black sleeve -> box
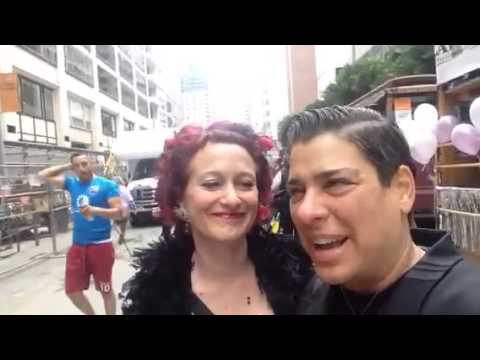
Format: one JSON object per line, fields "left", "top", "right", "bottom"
{"left": 421, "top": 260, "right": 480, "bottom": 315}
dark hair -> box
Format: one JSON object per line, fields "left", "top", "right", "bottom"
{"left": 70, "top": 152, "right": 84, "bottom": 163}
{"left": 278, "top": 105, "right": 414, "bottom": 186}
{"left": 156, "top": 121, "right": 273, "bottom": 226}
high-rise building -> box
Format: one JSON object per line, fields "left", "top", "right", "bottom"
{"left": 286, "top": 45, "right": 318, "bottom": 113}
{"left": 181, "top": 67, "right": 210, "bottom": 126}
{"left": 0, "top": 45, "right": 182, "bottom": 151}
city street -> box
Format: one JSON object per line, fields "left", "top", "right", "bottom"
{"left": 0, "top": 224, "right": 163, "bottom": 315}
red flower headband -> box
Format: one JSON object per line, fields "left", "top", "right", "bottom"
{"left": 164, "top": 132, "right": 274, "bottom": 153}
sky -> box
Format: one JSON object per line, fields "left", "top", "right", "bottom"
{"left": 153, "top": 45, "right": 290, "bottom": 122}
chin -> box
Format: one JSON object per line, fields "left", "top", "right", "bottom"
{"left": 313, "top": 266, "right": 352, "bottom": 286}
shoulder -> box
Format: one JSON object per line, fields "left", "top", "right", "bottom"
{"left": 423, "top": 259, "right": 480, "bottom": 314}
{"left": 96, "top": 176, "right": 116, "bottom": 187}
{"left": 121, "top": 236, "right": 191, "bottom": 315}
{"left": 248, "top": 231, "right": 314, "bottom": 314}
{"left": 64, "top": 175, "right": 76, "bottom": 186}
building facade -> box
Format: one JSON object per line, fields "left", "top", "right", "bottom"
{"left": 0, "top": 45, "right": 182, "bottom": 152}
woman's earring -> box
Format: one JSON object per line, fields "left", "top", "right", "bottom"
{"left": 174, "top": 204, "right": 190, "bottom": 222}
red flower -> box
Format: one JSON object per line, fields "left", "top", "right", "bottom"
{"left": 257, "top": 136, "right": 273, "bottom": 151}
{"left": 165, "top": 138, "right": 177, "bottom": 150}
{"left": 256, "top": 204, "right": 272, "bottom": 222}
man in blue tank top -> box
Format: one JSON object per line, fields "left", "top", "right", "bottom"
{"left": 39, "top": 153, "right": 123, "bottom": 315}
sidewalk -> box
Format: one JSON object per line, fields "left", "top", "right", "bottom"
{"left": 0, "top": 225, "right": 74, "bottom": 280}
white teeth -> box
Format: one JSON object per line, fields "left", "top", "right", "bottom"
{"left": 313, "top": 238, "right": 339, "bottom": 245}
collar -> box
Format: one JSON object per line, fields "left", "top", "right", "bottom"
{"left": 407, "top": 228, "right": 463, "bottom": 280}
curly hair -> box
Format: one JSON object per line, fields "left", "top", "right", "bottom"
{"left": 156, "top": 121, "right": 273, "bottom": 226}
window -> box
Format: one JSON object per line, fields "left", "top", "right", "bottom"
{"left": 138, "top": 96, "right": 148, "bottom": 118}
{"left": 118, "top": 45, "right": 131, "bottom": 58}
{"left": 119, "top": 55, "right": 134, "bottom": 84}
{"left": 147, "top": 58, "right": 156, "bottom": 74}
{"left": 20, "top": 77, "right": 54, "bottom": 120}
{"left": 7, "top": 125, "right": 16, "bottom": 133}
{"left": 149, "top": 102, "right": 158, "bottom": 120}
{"left": 96, "top": 45, "right": 116, "bottom": 70}
{"left": 71, "top": 141, "right": 90, "bottom": 149}
{"left": 148, "top": 80, "right": 157, "bottom": 97}
{"left": 18, "top": 77, "right": 56, "bottom": 144}
{"left": 97, "top": 66, "right": 118, "bottom": 100}
{"left": 121, "top": 83, "right": 136, "bottom": 111}
{"left": 136, "top": 71, "right": 147, "bottom": 95}
{"left": 101, "top": 110, "right": 117, "bottom": 138}
{"left": 69, "top": 96, "right": 92, "bottom": 131}
{"left": 19, "top": 45, "right": 57, "bottom": 66}
{"left": 140, "top": 126, "right": 147, "bottom": 130}
{"left": 166, "top": 102, "right": 172, "bottom": 112}
{"left": 132, "top": 46, "right": 146, "bottom": 72}
{"left": 64, "top": 45, "right": 94, "bottom": 87}
{"left": 124, "top": 119, "right": 135, "bottom": 131}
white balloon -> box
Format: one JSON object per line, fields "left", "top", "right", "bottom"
{"left": 399, "top": 120, "right": 437, "bottom": 165}
{"left": 470, "top": 97, "right": 480, "bottom": 131}
{"left": 413, "top": 103, "right": 438, "bottom": 132}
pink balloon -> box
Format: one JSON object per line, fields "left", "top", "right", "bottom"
{"left": 434, "top": 115, "right": 458, "bottom": 144}
{"left": 451, "top": 124, "right": 480, "bottom": 156}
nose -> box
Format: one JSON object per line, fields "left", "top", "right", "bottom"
{"left": 291, "top": 188, "right": 330, "bottom": 225}
{"left": 220, "top": 185, "right": 242, "bottom": 207}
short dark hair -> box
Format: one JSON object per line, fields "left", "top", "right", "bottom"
{"left": 70, "top": 152, "right": 84, "bottom": 163}
{"left": 278, "top": 105, "right": 413, "bottom": 186}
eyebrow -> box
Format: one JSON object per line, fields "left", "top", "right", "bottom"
{"left": 199, "top": 171, "right": 256, "bottom": 179}
{"left": 287, "top": 168, "right": 360, "bottom": 186}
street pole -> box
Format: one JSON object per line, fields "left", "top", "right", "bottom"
{"left": 0, "top": 115, "right": 6, "bottom": 177}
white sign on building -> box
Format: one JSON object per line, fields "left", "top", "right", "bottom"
{"left": 435, "top": 45, "right": 480, "bottom": 85}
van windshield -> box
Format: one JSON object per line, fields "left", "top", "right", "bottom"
{"left": 132, "top": 158, "right": 158, "bottom": 180}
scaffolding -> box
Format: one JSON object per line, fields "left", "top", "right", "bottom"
{"left": 0, "top": 140, "right": 107, "bottom": 255}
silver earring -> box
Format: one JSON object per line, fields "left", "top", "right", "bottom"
{"left": 174, "top": 205, "right": 189, "bottom": 222}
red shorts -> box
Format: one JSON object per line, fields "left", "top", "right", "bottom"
{"left": 65, "top": 242, "right": 115, "bottom": 294}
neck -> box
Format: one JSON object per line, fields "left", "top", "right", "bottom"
{"left": 191, "top": 231, "right": 250, "bottom": 280}
{"left": 79, "top": 173, "right": 93, "bottom": 183}
{"left": 344, "top": 227, "right": 425, "bottom": 294}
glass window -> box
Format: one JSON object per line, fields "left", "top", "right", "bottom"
{"left": 101, "top": 110, "right": 117, "bottom": 138}
{"left": 96, "top": 45, "right": 116, "bottom": 70}
{"left": 97, "top": 66, "right": 119, "bottom": 100}
{"left": 121, "top": 83, "right": 136, "bottom": 111}
{"left": 43, "top": 88, "right": 54, "bottom": 121}
{"left": 20, "top": 78, "right": 42, "bottom": 118}
{"left": 148, "top": 80, "right": 157, "bottom": 97}
{"left": 69, "top": 97, "right": 92, "bottom": 130}
{"left": 149, "top": 102, "right": 158, "bottom": 120}
{"left": 64, "top": 45, "right": 94, "bottom": 87}
{"left": 132, "top": 46, "right": 146, "bottom": 72}
{"left": 136, "top": 71, "right": 147, "bottom": 95}
{"left": 118, "top": 45, "right": 131, "bottom": 58}
{"left": 119, "top": 55, "right": 134, "bottom": 84}
{"left": 138, "top": 96, "right": 148, "bottom": 118}
{"left": 19, "top": 45, "right": 57, "bottom": 66}
{"left": 124, "top": 118, "right": 135, "bottom": 131}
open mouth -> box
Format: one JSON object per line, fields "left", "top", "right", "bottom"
{"left": 313, "top": 236, "right": 348, "bottom": 251}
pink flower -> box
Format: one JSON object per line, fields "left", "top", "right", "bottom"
{"left": 257, "top": 136, "right": 273, "bottom": 151}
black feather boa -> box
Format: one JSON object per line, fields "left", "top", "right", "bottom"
{"left": 121, "top": 226, "right": 313, "bottom": 315}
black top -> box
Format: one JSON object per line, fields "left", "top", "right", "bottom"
{"left": 298, "top": 228, "right": 480, "bottom": 315}
{"left": 121, "top": 226, "right": 313, "bottom": 315}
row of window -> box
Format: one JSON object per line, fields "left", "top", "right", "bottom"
{"left": 20, "top": 45, "right": 156, "bottom": 117}
{"left": 19, "top": 76, "right": 161, "bottom": 142}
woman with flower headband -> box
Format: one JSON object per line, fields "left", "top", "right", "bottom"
{"left": 121, "top": 121, "right": 312, "bottom": 315}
